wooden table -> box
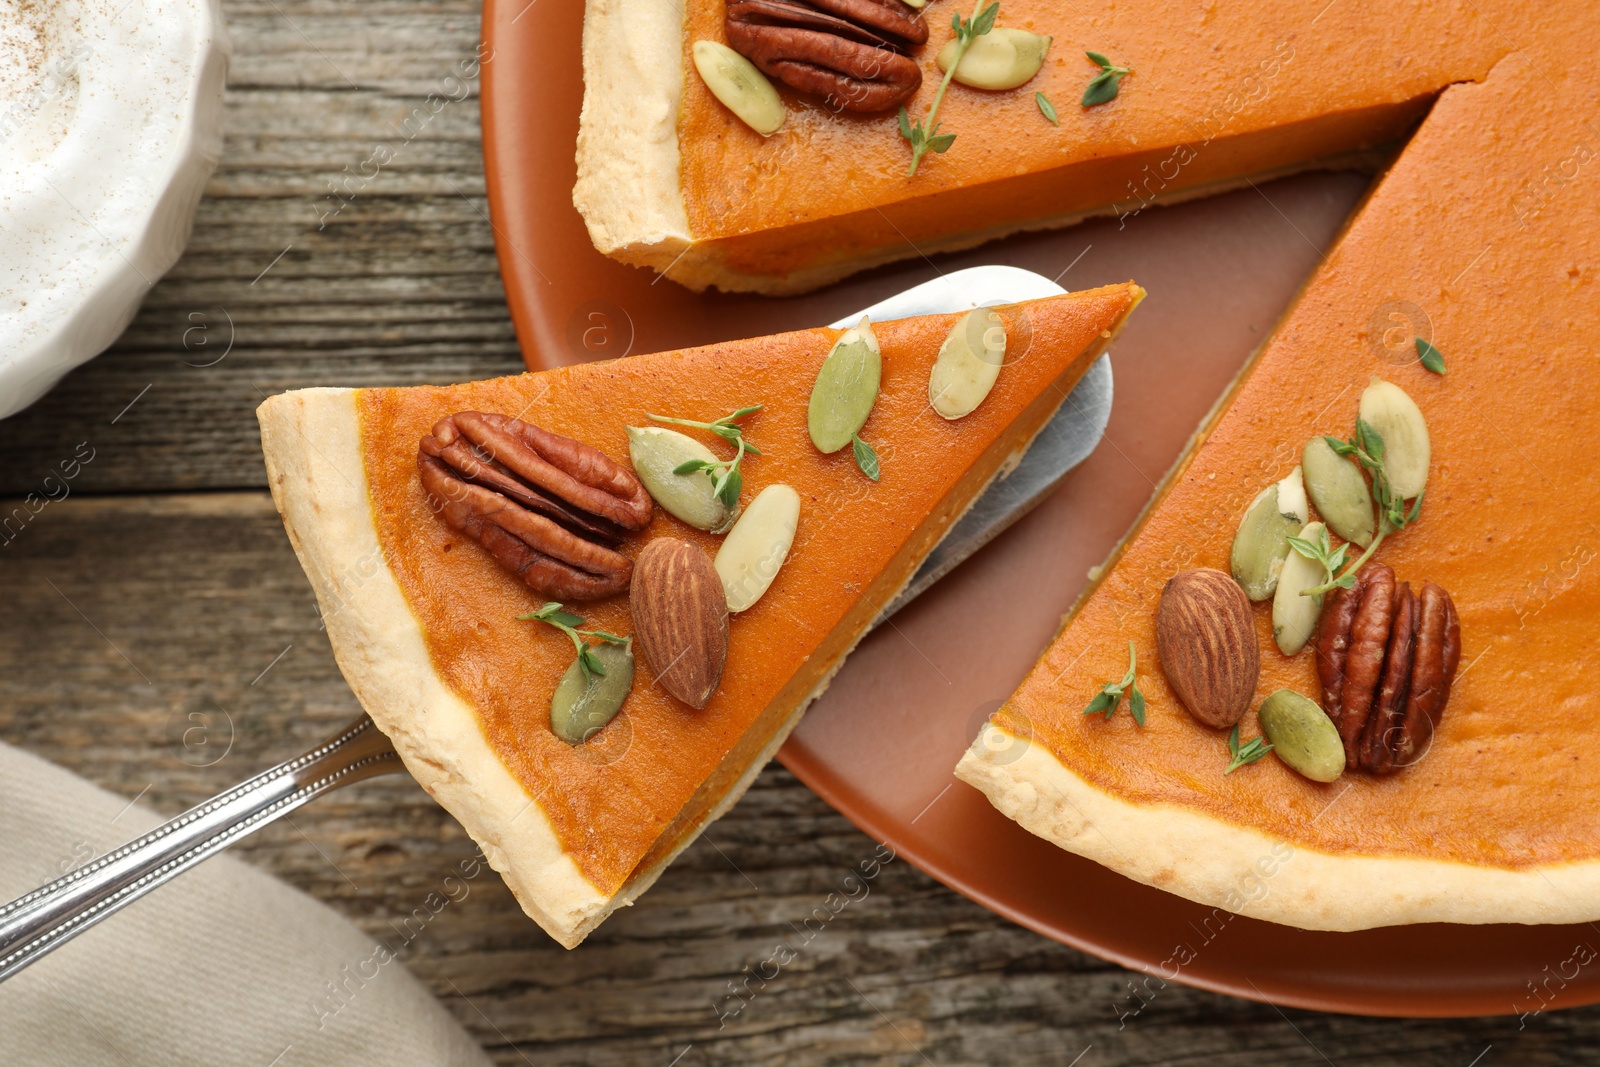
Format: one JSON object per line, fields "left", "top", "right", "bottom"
{"left": 3, "top": 2, "right": 1597, "bottom": 1062}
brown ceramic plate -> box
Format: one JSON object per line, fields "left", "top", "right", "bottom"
{"left": 479, "top": 0, "right": 1600, "bottom": 1017}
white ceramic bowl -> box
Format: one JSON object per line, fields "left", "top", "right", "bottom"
{"left": 0, "top": 0, "right": 228, "bottom": 420}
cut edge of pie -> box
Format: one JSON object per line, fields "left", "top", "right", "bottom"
{"left": 257, "top": 283, "right": 1144, "bottom": 948}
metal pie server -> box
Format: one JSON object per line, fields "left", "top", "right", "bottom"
{"left": 0, "top": 264, "right": 1112, "bottom": 981}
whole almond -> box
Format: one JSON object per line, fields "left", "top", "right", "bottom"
{"left": 1156, "top": 568, "right": 1260, "bottom": 729}
{"left": 630, "top": 538, "right": 729, "bottom": 709}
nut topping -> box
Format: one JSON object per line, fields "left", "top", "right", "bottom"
{"left": 1314, "top": 563, "right": 1461, "bottom": 774}
{"left": 419, "top": 412, "right": 652, "bottom": 600}
{"left": 725, "top": 0, "right": 927, "bottom": 113}
{"left": 1155, "top": 568, "right": 1260, "bottom": 729}
{"left": 630, "top": 538, "right": 729, "bottom": 708}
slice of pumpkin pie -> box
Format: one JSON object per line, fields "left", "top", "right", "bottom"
{"left": 257, "top": 282, "right": 1142, "bottom": 947}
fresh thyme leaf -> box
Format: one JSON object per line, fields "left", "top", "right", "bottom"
{"left": 1081, "top": 50, "right": 1131, "bottom": 106}
{"left": 1415, "top": 337, "right": 1447, "bottom": 374}
{"left": 969, "top": 0, "right": 1000, "bottom": 37}
{"left": 649, "top": 406, "right": 763, "bottom": 510}
{"left": 1355, "top": 418, "right": 1385, "bottom": 462}
{"left": 578, "top": 644, "right": 608, "bottom": 679}
{"left": 716, "top": 464, "right": 743, "bottom": 508}
{"left": 1081, "top": 70, "right": 1121, "bottom": 106}
{"left": 900, "top": 0, "right": 998, "bottom": 174}
{"left": 1323, "top": 435, "right": 1357, "bottom": 457}
{"left": 1405, "top": 488, "right": 1425, "bottom": 525}
{"left": 1082, "top": 690, "right": 1119, "bottom": 717}
{"left": 1224, "top": 724, "right": 1274, "bottom": 774}
{"left": 1036, "top": 91, "right": 1059, "bottom": 124}
{"left": 1082, "top": 641, "right": 1144, "bottom": 724}
{"left": 852, "top": 435, "right": 881, "bottom": 481}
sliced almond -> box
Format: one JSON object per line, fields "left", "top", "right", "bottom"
{"left": 936, "top": 28, "right": 1052, "bottom": 91}
{"left": 714, "top": 484, "right": 800, "bottom": 612}
{"left": 692, "top": 40, "right": 785, "bottom": 136}
{"left": 1272, "top": 521, "right": 1327, "bottom": 656}
{"left": 929, "top": 308, "right": 1006, "bottom": 419}
{"left": 1358, "top": 378, "right": 1430, "bottom": 499}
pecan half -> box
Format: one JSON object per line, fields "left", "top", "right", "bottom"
{"left": 1313, "top": 565, "right": 1462, "bottom": 775}
{"left": 725, "top": 0, "right": 926, "bottom": 113}
{"left": 419, "top": 412, "right": 652, "bottom": 600}
{"left": 1394, "top": 582, "right": 1461, "bottom": 767}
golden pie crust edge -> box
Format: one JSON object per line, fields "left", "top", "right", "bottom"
{"left": 956, "top": 725, "right": 1600, "bottom": 930}
{"left": 258, "top": 387, "right": 610, "bottom": 948}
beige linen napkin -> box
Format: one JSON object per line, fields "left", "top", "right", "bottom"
{"left": 0, "top": 742, "right": 493, "bottom": 1067}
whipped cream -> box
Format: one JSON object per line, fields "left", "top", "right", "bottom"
{"left": 0, "top": 0, "right": 226, "bottom": 418}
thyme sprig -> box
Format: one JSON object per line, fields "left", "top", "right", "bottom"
{"left": 1081, "top": 50, "right": 1131, "bottom": 106}
{"left": 898, "top": 0, "right": 999, "bottom": 175}
{"left": 648, "top": 405, "right": 763, "bottom": 509}
{"left": 518, "top": 602, "right": 629, "bottom": 681}
{"left": 1082, "top": 640, "right": 1146, "bottom": 725}
{"left": 1224, "top": 724, "right": 1274, "bottom": 774}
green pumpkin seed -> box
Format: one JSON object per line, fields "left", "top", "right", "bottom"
{"left": 1256, "top": 689, "right": 1344, "bottom": 783}
{"left": 626, "top": 425, "right": 737, "bottom": 533}
{"left": 1272, "top": 521, "right": 1326, "bottom": 655}
{"left": 1358, "top": 378, "right": 1430, "bottom": 499}
{"left": 1229, "top": 467, "right": 1307, "bottom": 601}
{"left": 550, "top": 639, "right": 634, "bottom": 745}
{"left": 1302, "top": 436, "right": 1375, "bottom": 547}
{"left": 808, "top": 318, "right": 881, "bottom": 454}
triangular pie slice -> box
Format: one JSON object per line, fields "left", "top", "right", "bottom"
{"left": 257, "top": 282, "right": 1142, "bottom": 947}
{"left": 958, "top": 31, "right": 1600, "bottom": 930}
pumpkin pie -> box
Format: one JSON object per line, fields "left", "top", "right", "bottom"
{"left": 957, "top": 25, "right": 1600, "bottom": 930}
{"left": 574, "top": 0, "right": 1515, "bottom": 294}
{"left": 257, "top": 283, "right": 1142, "bottom": 946}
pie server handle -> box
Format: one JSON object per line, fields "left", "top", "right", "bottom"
{"left": 0, "top": 714, "right": 402, "bottom": 983}
{"left": 0, "top": 266, "right": 1114, "bottom": 982}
